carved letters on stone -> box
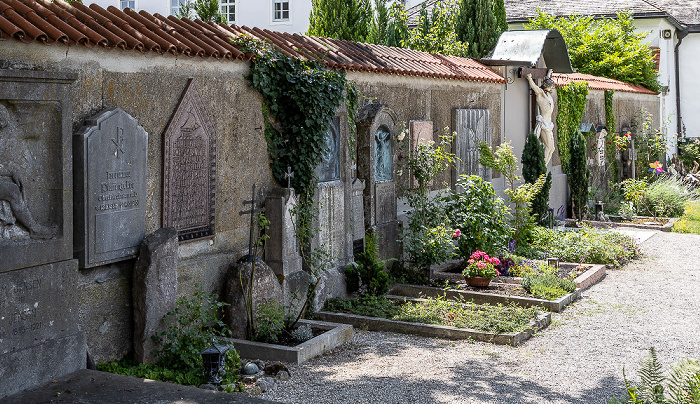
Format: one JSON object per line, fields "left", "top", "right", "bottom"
{"left": 74, "top": 108, "right": 148, "bottom": 268}
{"left": 454, "top": 109, "right": 491, "bottom": 180}
{"left": 163, "top": 79, "right": 217, "bottom": 242}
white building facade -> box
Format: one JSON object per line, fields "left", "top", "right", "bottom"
{"left": 90, "top": 0, "right": 313, "bottom": 33}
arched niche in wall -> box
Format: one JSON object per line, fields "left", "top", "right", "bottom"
{"left": 356, "top": 104, "right": 400, "bottom": 261}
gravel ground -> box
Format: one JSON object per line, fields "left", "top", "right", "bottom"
{"left": 259, "top": 230, "right": 700, "bottom": 404}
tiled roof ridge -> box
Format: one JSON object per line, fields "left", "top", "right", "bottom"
{"left": 552, "top": 72, "right": 658, "bottom": 95}
{"left": 0, "top": 0, "right": 506, "bottom": 84}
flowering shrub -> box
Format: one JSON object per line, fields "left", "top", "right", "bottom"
{"left": 462, "top": 251, "right": 500, "bottom": 278}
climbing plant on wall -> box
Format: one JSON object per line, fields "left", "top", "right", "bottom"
{"left": 556, "top": 81, "right": 589, "bottom": 172}
{"left": 236, "top": 36, "right": 349, "bottom": 246}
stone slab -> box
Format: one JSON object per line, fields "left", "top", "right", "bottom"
{"left": 226, "top": 319, "right": 353, "bottom": 364}
{"left": 0, "top": 369, "right": 274, "bottom": 403}
{"left": 454, "top": 109, "right": 491, "bottom": 182}
{"left": 162, "top": 79, "right": 216, "bottom": 242}
{"left": 264, "top": 188, "right": 302, "bottom": 278}
{"left": 374, "top": 182, "right": 396, "bottom": 225}
{"left": 0, "top": 69, "right": 76, "bottom": 272}
{"left": 0, "top": 259, "right": 85, "bottom": 397}
{"left": 389, "top": 283, "right": 581, "bottom": 313}
{"left": 74, "top": 108, "right": 148, "bottom": 268}
{"left": 316, "top": 308, "right": 550, "bottom": 346}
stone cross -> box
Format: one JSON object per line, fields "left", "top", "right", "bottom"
{"left": 239, "top": 184, "right": 264, "bottom": 262}
{"left": 284, "top": 166, "right": 294, "bottom": 189}
{"left": 350, "top": 164, "right": 357, "bottom": 179}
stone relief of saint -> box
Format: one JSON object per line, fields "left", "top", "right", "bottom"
{"left": 0, "top": 105, "right": 53, "bottom": 240}
{"left": 526, "top": 69, "right": 556, "bottom": 165}
{"left": 374, "top": 127, "right": 393, "bottom": 182}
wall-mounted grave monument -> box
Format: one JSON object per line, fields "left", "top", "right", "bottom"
{"left": 357, "top": 104, "right": 400, "bottom": 261}
{"left": 163, "top": 79, "right": 217, "bottom": 242}
{"left": 74, "top": 108, "right": 148, "bottom": 268}
{"left": 0, "top": 69, "right": 85, "bottom": 398}
{"left": 454, "top": 109, "right": 492, "bottom": 181}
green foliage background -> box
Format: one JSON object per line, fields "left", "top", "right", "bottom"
{"left": 556, "top": 81, "right": 589, "bottom": 172}
{"left": 455, "top": 0, "right": 501, "bottom": 58}
{"left": 526, "top": 11, "right": 660, "bottom": 92}
{"left": 308, "top": 0, "right": 374, "bottom": 41}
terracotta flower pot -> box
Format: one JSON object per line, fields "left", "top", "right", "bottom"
{"left": 465, "top": 276, "right": 492, "bottom": 287}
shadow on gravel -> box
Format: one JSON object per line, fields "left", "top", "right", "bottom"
{"left": 303, "top": 340, "right": 625, "bottom": 403}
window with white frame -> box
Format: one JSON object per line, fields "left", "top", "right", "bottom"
{"left": 273, "top": 0, "right": 289, "bottom": 21}
{"left": 170, "top": 0, "right": 180, "bottom": 16}
{"left": 220, "top": 0, "right": 236, "bottom": 24}
{"left": 120, "top": 0, "right": 135, "bottom": 9}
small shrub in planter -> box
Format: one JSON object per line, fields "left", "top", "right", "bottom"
{"left": 462, "top": 251, "right": 500, "bottom": 279}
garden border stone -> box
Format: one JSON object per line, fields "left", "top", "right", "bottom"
{"left": 314, "top": 309, "right": 550, "bottom": 346}
{"left": 225, "top": 319, "right": 353, "bottom": 364}
{"left": 564, "top": 217, "right": 678, "bottom": 232}
{"left": 388, "top": 283, "right": 581, "bottom": 312}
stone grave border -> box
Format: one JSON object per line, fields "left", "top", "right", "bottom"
{"left": 316, "top": 299, "right": 551, "bottom": 346}
{"left": 226, "top": 319, "right": 353, "bottom": 364}
{"left": 564, "top": 217, "right": 678, "bottom": 232}
{"left": 432, "top": 262, "right": 606, "bottom": 292}
{"left": 388, "top": 283, "right": 581, "bottom": 313}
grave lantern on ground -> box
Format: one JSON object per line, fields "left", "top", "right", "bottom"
{"left": 200, "top": 339, "right": 229, "bottom": 384}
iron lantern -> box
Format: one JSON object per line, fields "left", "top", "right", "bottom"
{"left": 200, "top": 339, "right": 229, "bottom": 384}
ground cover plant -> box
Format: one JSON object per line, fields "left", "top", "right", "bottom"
{"left": 608, "top": 347, "right": 700, "bottom": 404}
{"left": 529, "top": 226, "right": 641, "bottom": 267}
{"left": 98, "top": 287, "right": 241, "bottom": 389}
{"left": 621, "top": 176, "right": 697, "bottom": 219}
{"left": 324, "top": 295, "right": 541, "bottom": 335}
{"left": 672, "top": 201, "right": 700, "bottom": 234}
{"left": 521, "top": 273, "right": 576, "bottom": 300}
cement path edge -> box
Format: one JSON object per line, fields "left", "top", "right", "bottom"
{"left": 388, "top": 283, "right": 582, "bottom": 312}
{"left": 314, "top": 310, "right": 551, "bottom": 346}
{"left": 225, "top": 319, "right": 353, "bottom": 364}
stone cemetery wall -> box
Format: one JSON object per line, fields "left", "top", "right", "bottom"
{"left": 0, "top": 70, "right": 86, "bottom": 397}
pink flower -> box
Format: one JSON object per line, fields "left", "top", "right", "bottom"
{"left": 476, "top": 262, "right": 487, "bottom": 269}
{"left": 468, "top": 259, "right": 475, "bottom": 265}
{"left": 490, "top": 257, "right": 500, "bottom": 266}
{"left": 453, "top": 229, "right": 461, "bottom": 238}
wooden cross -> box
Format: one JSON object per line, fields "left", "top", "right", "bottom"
{"left": 239, "top": 184, "right": 265, "bottom": 262}
{"left": 284, "top": 166, "right": 294, "bottom": 189}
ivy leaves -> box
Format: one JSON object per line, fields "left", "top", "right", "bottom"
{"left": 245, "top": 43, "right": 346, "bottom": 197}
{"left": 556, "top": 81, "right": 589, "bottom": 172}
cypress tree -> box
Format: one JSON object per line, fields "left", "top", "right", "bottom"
{"left": 493, "top": 0, "right": 508, "bottom": 33}
{"left": 568, "top": 129, "right": 590, "bottom": 219}
{"left": 308, "top": 0, "right": 373, "bottom": 42}
{"left": 384, "top": 3, "right": 408, "bottom": 47}
{"left": 368, "top": 0, "right": 390, "bottom": 44}
{"left": 455, "top": 0, "right": 499, "bottom": 58}
{"left": 522, "top": 132, "right": 552, "bottom": 225}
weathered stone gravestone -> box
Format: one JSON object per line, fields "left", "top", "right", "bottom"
{"left": 265, "top": 188, "right": 302, "bottom": 279}
{"left": 356, "top": 104, "right": 400, "bottom": 261}
{"left": 74, "top": 108, "right": 148, "bottom": 268}
{"left": 132, "top": 227, "right": 178, "bottom": 363}
{"left": 454, "top": 109, "right": 492, "bottom": 181}
{"left": 162, "top": 79, "right": 216, "bottom": 242}
{"left": 0, "top": 69, "right": 85, "bottom": 398}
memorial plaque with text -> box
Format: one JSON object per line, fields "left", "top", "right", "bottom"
{"left": 74, "top": 108, "right": 148, "bottom": 268}
{"left": 163, "top": 79, "right": 217, "bottom": 242}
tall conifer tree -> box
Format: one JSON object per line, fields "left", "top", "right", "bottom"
{"left": 522, "top": 132, "right": 552, "bottom": 225}
{"left": 493, "top": 0, "right": 508, "bottom": 33}
{"left": 308, "top": 0, "right": 373, "bottom": 42}
{"left": 455, "top": 0, "right": 500, "bottom": 58}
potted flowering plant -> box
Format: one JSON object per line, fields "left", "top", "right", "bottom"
{"left": 462, "top": 251, "right": 500, "bottom": 287}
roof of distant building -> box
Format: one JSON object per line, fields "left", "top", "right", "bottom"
{"left": 406, "top": 0, "right": 698, "bottom": 27}
{"left": 551, "top": 72, "right": 658, "bottom": 95}
{"left": 0, "top": 0, "right": 505, "bottom": 84}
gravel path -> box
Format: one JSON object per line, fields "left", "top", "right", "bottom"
{"left": 260, "top": 230, "right": 700, "bottom": 404}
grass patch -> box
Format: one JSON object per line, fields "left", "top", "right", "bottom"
{"left": 672, "top": 200, "right": 700, "bottom": 234}
{"left": 324, "top": 295, "right": 540, "bottom": 334}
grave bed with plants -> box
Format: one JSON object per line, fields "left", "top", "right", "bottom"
{"left": 432, "top": 261, "right": 606, "bottom": 291}
{"left": 226, "top": 319, "right": 353, "bottom": 364}
{"left": 564, "top": 216, "right": 678, "bottom": 231}
{"left": 316, "top": 295, "right": 550, "bottom": 346}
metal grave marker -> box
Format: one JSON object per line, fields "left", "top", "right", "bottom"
{"left": 162, "top": 79, "right": 217, "bottom": 242}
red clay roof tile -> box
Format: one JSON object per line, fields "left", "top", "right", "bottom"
{"left": 552, "top": 72, "right": 657, "bottom": 95}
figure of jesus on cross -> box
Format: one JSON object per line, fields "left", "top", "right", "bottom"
{"left": 527, "top": 69, "right": 556, "bottom": 165}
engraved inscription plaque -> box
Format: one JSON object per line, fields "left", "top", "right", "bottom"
{"left": 454, "top": 109, "right": 491, "bottom": 180}
{"left": 163, "top": 79, "right": 216, "bottom": 242}
{"left": 74, "top": 108, "right": 148, "bottom": 268}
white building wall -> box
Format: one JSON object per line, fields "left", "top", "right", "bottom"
{"left": 88, "top": 0, "right": 313, "bottom": 33}
{"left": 678, "top": 33, "right": 700, "bottom": 138}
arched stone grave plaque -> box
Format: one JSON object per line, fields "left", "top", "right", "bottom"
{"left": 162, "top": 79, "right": 217, "bottom": 242}
{"left": 74, "top": 108, "right": 148, "bottom": 268}
{"left": 454, "top": 109, "right": 491, "bottom": 181}
{"left": 357, "top": 104, "right": 400, "bottom": 261}
{"left": 317, "top": 117, "right": 341, "bottom": 183}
